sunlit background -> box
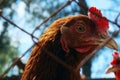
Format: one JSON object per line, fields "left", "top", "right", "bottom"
{"left": 0, "top": 0, "right": 120, "bottom": 79}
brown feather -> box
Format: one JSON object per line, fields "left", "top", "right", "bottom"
{"left": 21, "top": 15, "right": 96, "bottom": 80}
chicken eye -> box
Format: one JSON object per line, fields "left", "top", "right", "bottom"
{"left": 76, "top": 25, "right": 86, "bottom": 33}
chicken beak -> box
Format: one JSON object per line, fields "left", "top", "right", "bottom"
{"left": 106, "top": 66, "right": 116, "bottom": 73}
{"left": 97, "top": 35, "right": 118, "bottom": 51}
{"left": 105, "top": 38, "right": 118, "bottom": 51}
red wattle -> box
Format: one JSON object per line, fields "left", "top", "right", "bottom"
{"left": 75, "top": 46, "right": 92, "bottom": 53}
{"left": 115, "top": 73, "right": 120, "bottom": 80}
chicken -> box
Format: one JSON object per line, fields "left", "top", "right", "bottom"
{"left": 21, "top": 7, "right": 118, "bottom": 80}
{"left": 106, "top": 51, "right": 120, "bottom": 80}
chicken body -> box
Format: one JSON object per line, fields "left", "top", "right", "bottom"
{"left": 21, "top": 7, "right": 118, "bottom": 80}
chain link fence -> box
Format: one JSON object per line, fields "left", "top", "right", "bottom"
{"left": 0, "top": 0, "right": 120, "bottom": 80}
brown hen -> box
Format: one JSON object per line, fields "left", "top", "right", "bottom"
{"left": 21, "top": 7, "right": 118, "bottom": 80}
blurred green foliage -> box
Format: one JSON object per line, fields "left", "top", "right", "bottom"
{"left": 0, "top": 21, "right": 18, "bottom": 73}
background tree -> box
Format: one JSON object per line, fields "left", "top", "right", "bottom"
{"left": 0, "top": 0, "right": 19, "bottom": 74}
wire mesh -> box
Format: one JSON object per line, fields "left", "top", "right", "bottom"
{"left": 0, "top": 0, "right": 119, "bottom": 80}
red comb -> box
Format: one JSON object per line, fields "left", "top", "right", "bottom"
{"left": 110, "top": 59, "right": 117, "bottom": 65}
{"left": 88, "top": 7, "right": 102, "bottom": 16}
{"left": 88, "top": 7, "right": 109, "bottom": 28}
{"left": 110, "top": 51, "right": 120, "bottom": 65}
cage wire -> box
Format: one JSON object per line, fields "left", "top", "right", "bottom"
{"left": 0, "top": 0, "right": 120, "bottom": 80}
